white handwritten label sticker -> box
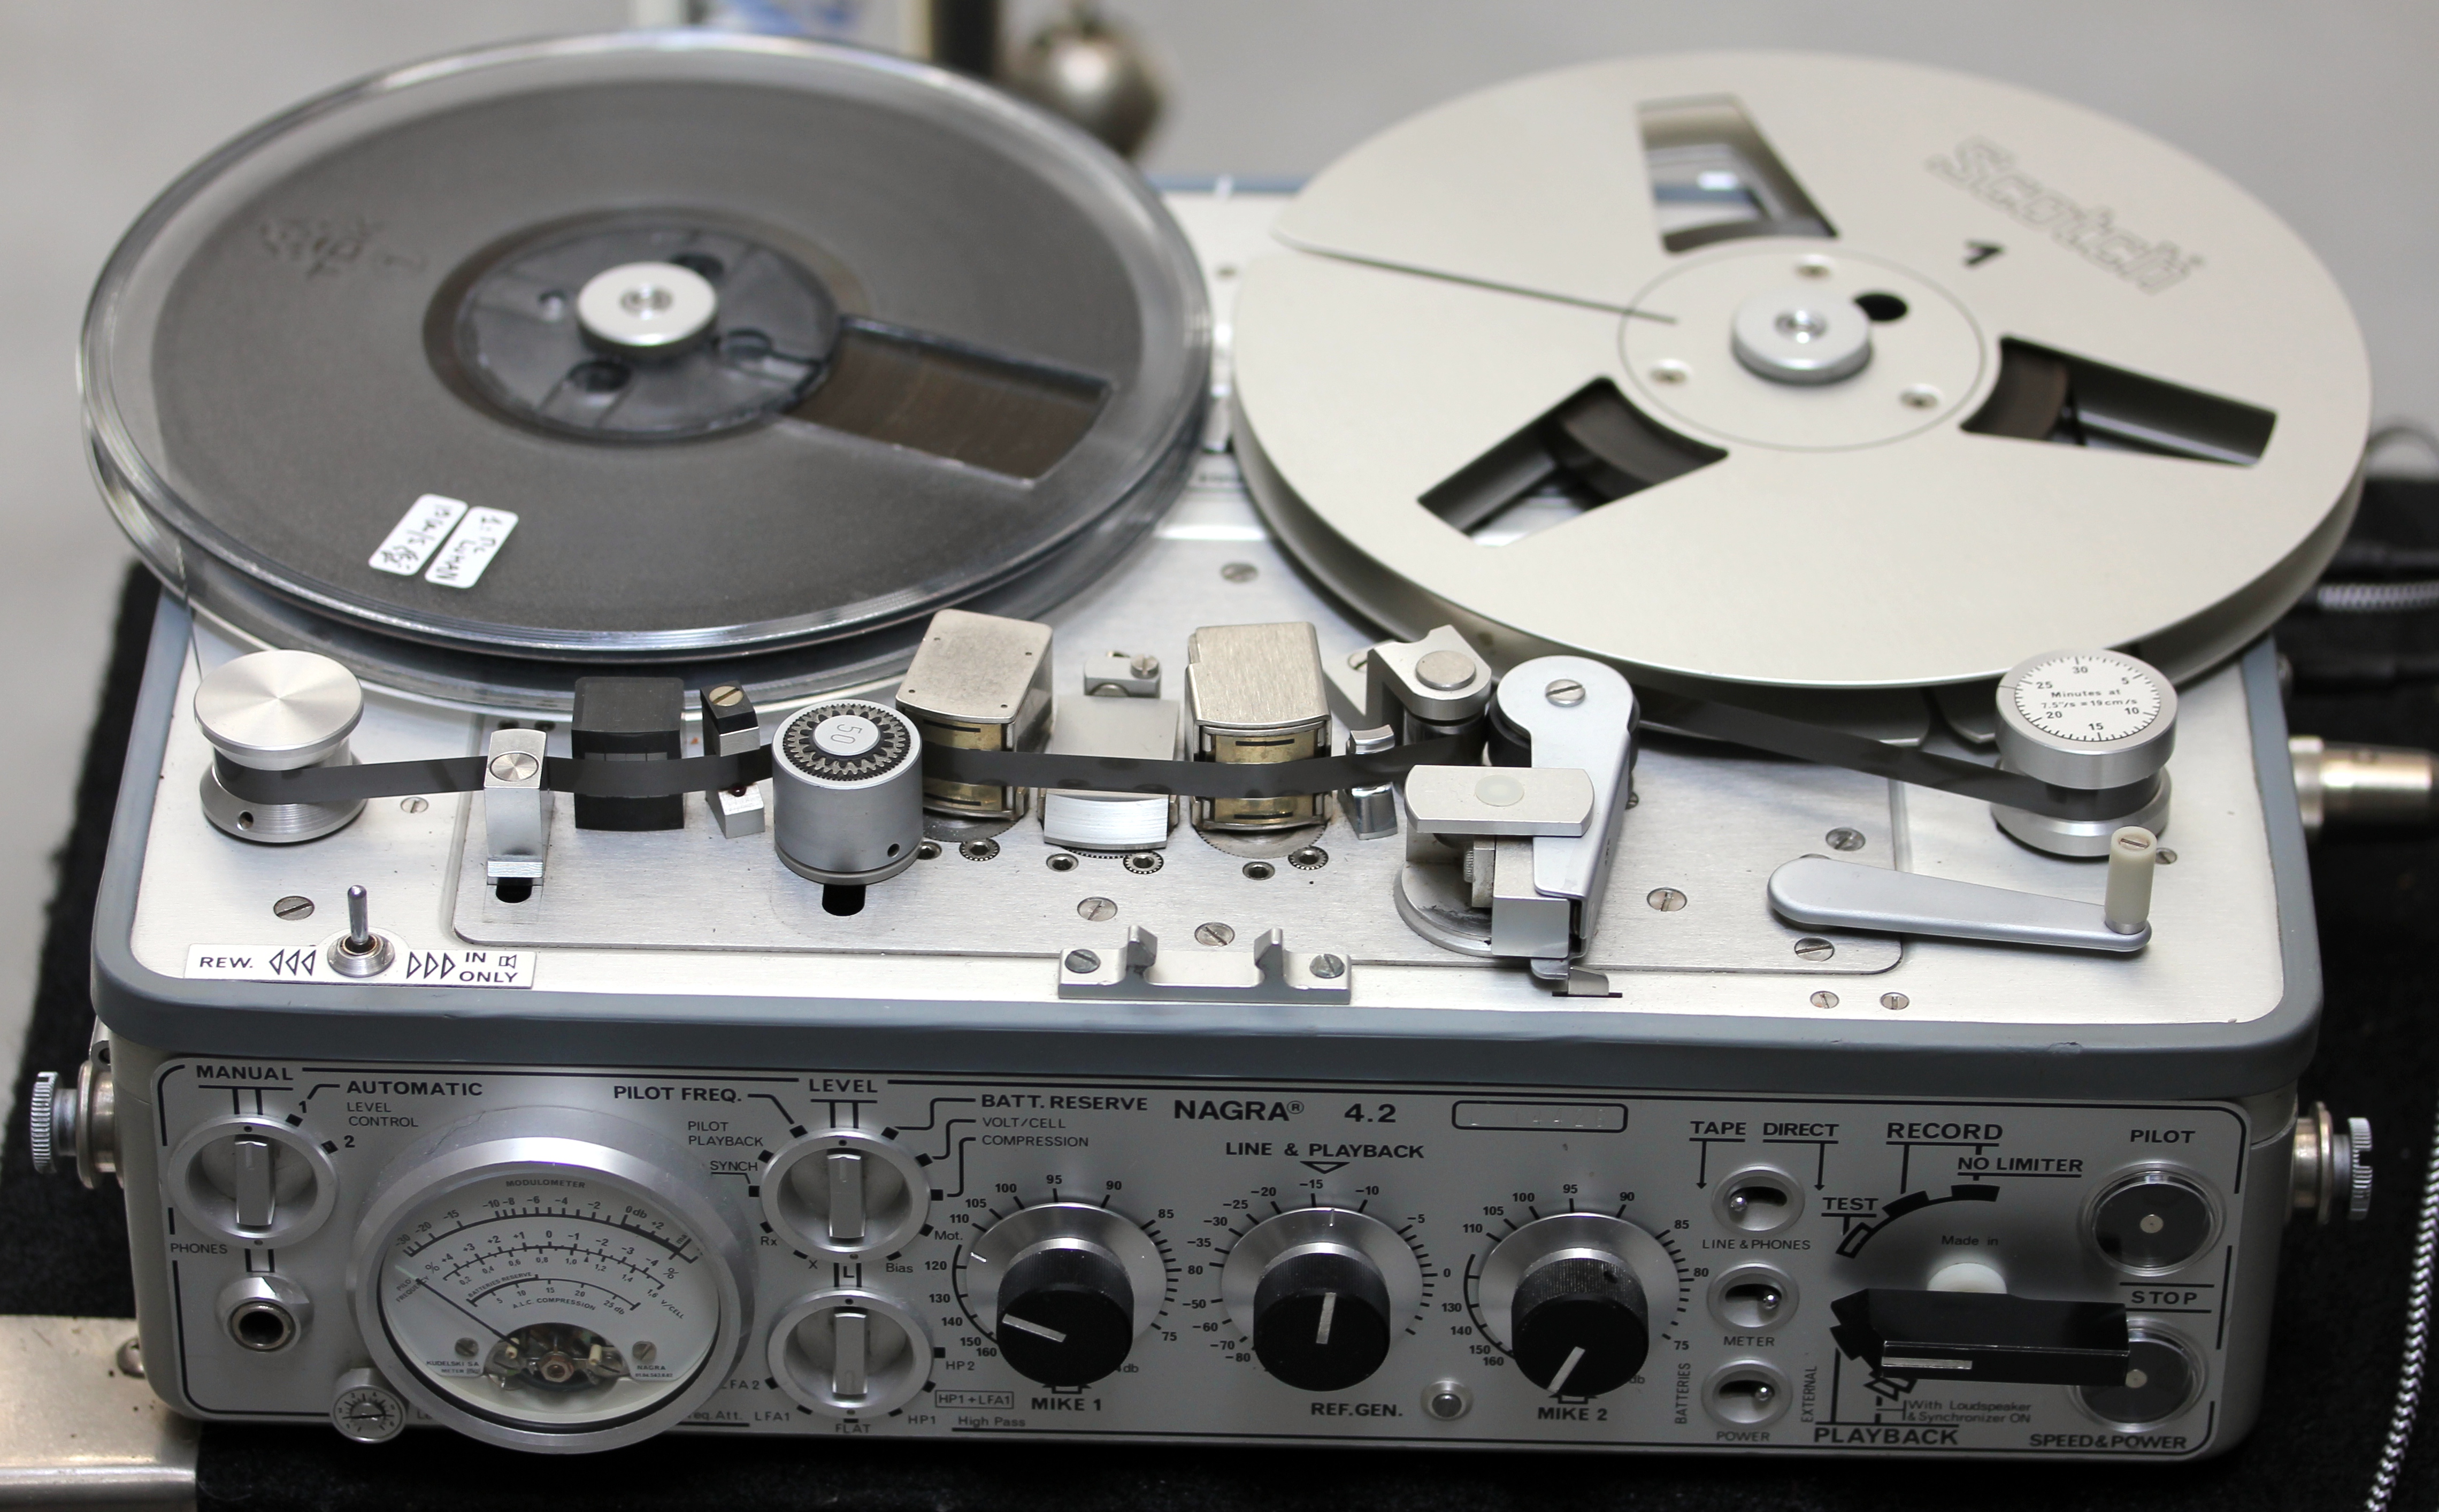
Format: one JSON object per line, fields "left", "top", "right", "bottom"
{"left": 185, "top": 943, "right": 536, "bottom": 988}
{"left": 367, "top": 494, "right": 467, "bottom": 577}
{"left": 423, "top": 506, "right": 518, "bottom": 589}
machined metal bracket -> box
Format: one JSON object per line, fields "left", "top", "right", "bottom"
{"left": 1393, "top": 656, "right": 1637, "bottom": 981}
{"left": 1057, "top": 925, "right": 1352, "bottom": 1003}
{"left": 1362, "top": 624, "right": 1496, "bottom": 731}
{"left": 483, "top": 728, "right": 551, "bottom": 886}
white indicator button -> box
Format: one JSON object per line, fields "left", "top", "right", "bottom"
{"left": 1926, "top": 1260, "right": 2006, "bottom": 1294}
{"left": 814, "top": 715, "right": 881, "bottom": 758}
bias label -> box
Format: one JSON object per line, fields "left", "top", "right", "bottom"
{"left": 185, "top": 943, "right": 536, "bottom": 988}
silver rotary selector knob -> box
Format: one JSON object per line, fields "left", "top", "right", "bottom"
{"left": 766, "top": 1290, "right": 932, "bottom": 1417}
{"left": 1991, "top": 648, "right": 2177, "bottom": 857}
{"left": 770, "top": 701, "right": 924, "bottom": 887}
{"left": 193, "top": 649, "right": 366, "bottom": 842}
{"left": 1479, "top": 1214, "right": 1677, "bottom": 1399}
{"left": 760, "top": 1129, "right": 930, "bottom": 1256}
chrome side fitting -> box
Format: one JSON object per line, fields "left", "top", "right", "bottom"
{"left": 2291, "top": 735, "right": 2439, "bottom": 838}
{"left": 2292, "top": 1101, "right": 2373, "bottom": 1225}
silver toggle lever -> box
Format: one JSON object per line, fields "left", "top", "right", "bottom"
{"left": 484, "top": 727, "right": 552, "bottom": 895}
{"left": 327, "top": 884, "right": 398, "bottom": 976}
{"left": 1767, "top": 826, "right": 2159, "bottom": 954}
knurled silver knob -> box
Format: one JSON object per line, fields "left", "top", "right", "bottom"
{"left": 194, "top": 650, "right": 363, "bottom": 770}
{"left": 2346, "top": 1116, "right": 2374, "bottom": 1222}
{"left": 27, "top": 1071, "right": 60, "bottom": 1175}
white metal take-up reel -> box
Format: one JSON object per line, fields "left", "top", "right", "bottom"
{"left": 1394, "top": 656, "right": 1636, "bottom": 994}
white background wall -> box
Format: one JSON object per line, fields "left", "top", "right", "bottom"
{"left": 1, "top": 1, "right": 2430, "bottom": 1077}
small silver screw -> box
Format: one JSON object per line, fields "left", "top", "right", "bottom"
{"left": 456, "top": 1338, "right": 479, "bottom": 1359}
{"left": 488, "top": 751, "right": 539, "bottom": 782}
{"left": 1651, "top": 360, "right": 1690, "bottom": 385}
{"left": 1545, "top": 679, "right": 1586, "bottom": 707}
{"left": 2158, "top": 848, "right": 2178, "bottom": 865}
{"left": 1221, "top": 562, "right": 1259, "bottom": 583}
{"left": 916, "top": 840, "right": 941, "bottom": 860}
{"left": 273, "top": 895, "right": 315, "bottom": 922}
{"left": 634, "top": 1341, "right": 657, "bottom": 1364}
{"left": 1195, "top": 922, "right": 1236, "bottom": 947}
{"left": 1826, "top": 827, "right": 1865, "bottom": 852}
{"left": 1794, "top": 937, "right": 1836, "bottom": 962}
{"left": 1288, "top": 846, "right": 1329, "bottom": 871}
{"left": 1347, "top": 650, "right": 1370, "bottom": 671}
{"left": 960, "top": 838, "right": 1000, "bottom": 862}
{"left": 116, "top": 1337, "right": 143, "bottom": 1379}
{"left": 1796, "top": 256, "right": 1834, "bottom": 279}
{"left": 1811, "top": 990, "right": 1839, "bottom": 1009}
{"left": 1900, "top": 384, "right": 1941, "bottom": 409}
{"left": 1647, "top": 888, "right": 1688, "bottom": 912}
{"left": 1046, "top": 853, "right": 1079, "bottom": 872}
{"left": 1124, "top": 851, "right": 1164, "bottom": 874}
{"left": 1242, "top": 861, "right": 1275, "bottom": 880}
{"left": 1077, "top": 896, "right": 1118, "bottom": 922}
{"left": 1130, "top": 654, "right": 1160, "bottom": 678}
{"left": 400, "top": 796, "right": 429, "bottom": 814}
{"left": 1881, "top": 992, "right": 1910, "bottom": 1011}
{"left": 708, "top": 685, "right": 747, "bottom": 708}
{"left": 1311, "top": 954, "right": 1347, "bottom": 979}
{"left": 1064, "top": 949, "right": 1101, "bottom": 974}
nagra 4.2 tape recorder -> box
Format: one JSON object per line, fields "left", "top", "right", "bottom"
{"left": 23, "top": 35, "right": 2416, "bottom": 1461}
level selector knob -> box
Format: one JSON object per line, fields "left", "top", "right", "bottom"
{"left": 1479, "top": 1214, "right": 1675, "bottom": 1398}
{"left": 965, "top": 1203, "right": 1164, "bottom": 1387}
{"left": 1222, "top": 1208, "right": 1422, "bottom": 1393}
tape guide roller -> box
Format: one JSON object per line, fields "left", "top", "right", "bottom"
{"left": 27, "top": 33, "right": 2381, "bottom": 1465}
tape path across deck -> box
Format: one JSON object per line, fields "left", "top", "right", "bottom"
{"left": 210, "top": 715, "right": 2151, "bottom": 822}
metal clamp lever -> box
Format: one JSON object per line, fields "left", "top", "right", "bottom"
{"left": 1767, "top": 835, "right": 2157, "bottom": 954}
{"left": 1057, "top": 925, "right": 1352, "bottom": 1003}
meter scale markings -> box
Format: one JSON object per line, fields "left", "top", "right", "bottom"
{"left": 378, "top": 1176, "right": 724, "bottom": 1431}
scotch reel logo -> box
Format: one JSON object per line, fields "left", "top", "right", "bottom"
{"left": 1927, "top": 139, "right": 2198, "bottom": 293}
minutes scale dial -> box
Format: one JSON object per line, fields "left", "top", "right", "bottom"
{"left": 374, "top": 1172, "right": 724, "bottom": 1430}
{"left": 2008, "top": 653, "right": 2165, "bottom": 744}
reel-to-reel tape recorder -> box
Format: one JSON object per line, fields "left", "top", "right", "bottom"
{"left": 28, "top": 33, "right": 2379, "bottom": 1461}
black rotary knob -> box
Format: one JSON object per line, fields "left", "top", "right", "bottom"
{"left": 993, "top": 1243, "right": 1136, "bottom": 1387}
{"left": 1252, "top": 1248, "right": 1394, "bottom": 1392}
{"left": 1511, "top": 1254, "right": 1649, "bottom": 1398}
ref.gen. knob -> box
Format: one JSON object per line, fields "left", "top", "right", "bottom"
{"left": 1222, "top": 1208, "right": 1423, "bottom": 1393}
{"left": 965, "top": 1203, "right": 1164, "bottom": 1387}
{"left": 1479, "top": 1214, "right": 1677, "bottom": 1399}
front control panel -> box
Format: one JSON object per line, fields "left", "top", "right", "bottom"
{"left": 134, "top": 1057, "right": 2276, "bottom": 1458}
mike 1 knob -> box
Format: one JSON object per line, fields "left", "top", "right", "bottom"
{"left": 1222, "top": 1208, "right": 1422, "bottom": 1394}
{"left": 1481, "top": 1214, "right": 1669, "bottom": 1399}
{"left": 966, "top": 1202, "right": 1163, "bottom": 1388}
